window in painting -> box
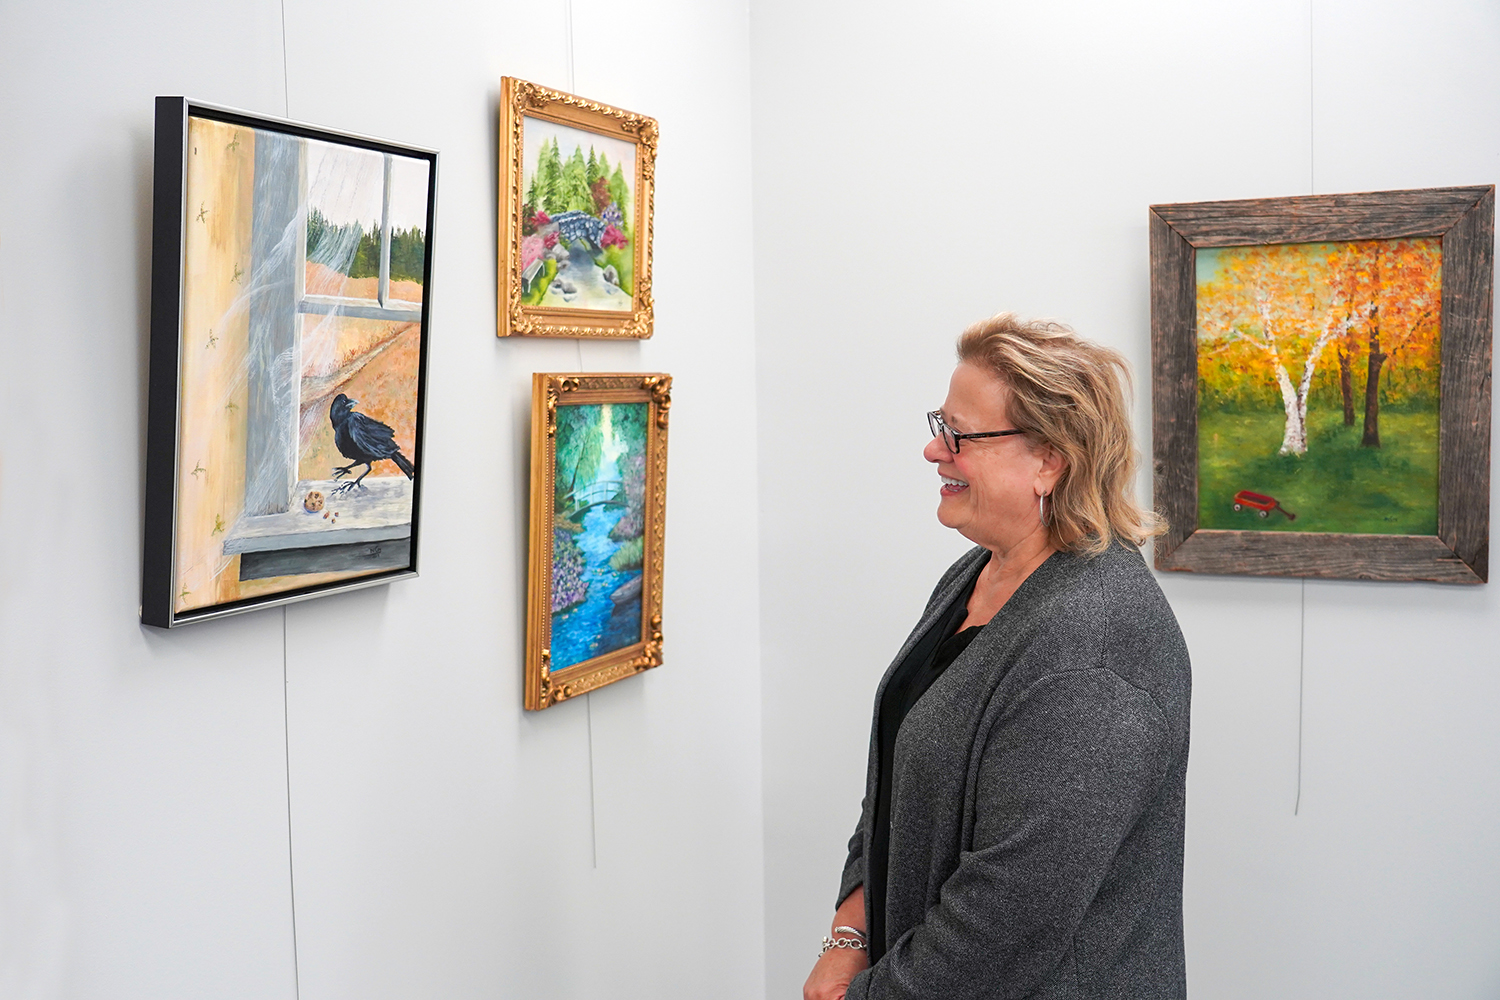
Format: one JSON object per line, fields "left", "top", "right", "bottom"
{"left": 219, "top": 128, "right": 430, "bottom": 584}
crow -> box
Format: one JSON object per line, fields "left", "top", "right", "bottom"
{"left": 328, "top": 393, "right": 415, "bottom": 495}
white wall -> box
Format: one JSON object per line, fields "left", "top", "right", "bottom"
{"left": 751, "top": 2, "right": 1500, "bottom": 998}
{"left": 5, "top": 1, "right": 1499, "bottom": 997}
{"left": 0, "top": 0, "right": 764, "bottom": 997}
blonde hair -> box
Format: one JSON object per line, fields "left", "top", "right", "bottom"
{"left": 956, "top": 313, "right": 1163, "bottom": 556}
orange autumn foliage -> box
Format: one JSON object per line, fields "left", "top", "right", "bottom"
{"left": 1197, "top": 238, "right": 1441, "bottom": 454}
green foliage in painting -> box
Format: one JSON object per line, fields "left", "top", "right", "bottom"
{"left": 608, "top": 163, "right": 631, "bottom": 227}
{"left": 529, "top": 135, "right": 632, "bottom": 222}
{"left": 608, "top": 403, "right": 648, "bottom": 543}
{"left": 600, "top": 246, "right": 633, "bottom": 296}
{"left": 558, "top": 147, "right": 595, "bottom": 214}
{"left": 608, "top": 536, "right": 644, "bottom": 571}
{"left": 352, "top": 228, "right": 381, "bottom": 279}
{"left": 306, "top": 206, "right": 425, "bottom": 284}
{"left": 530, "top": 137, "right": 564, "bottom": 215}
{"left": 307, "top": 206, "right": 361, "bottom": 275}
{"left": 554, "top": 404, "right": 604, "bottom": 514}
{"left": 388, "top": 227, "right": 426, "bottom": 283}
{"left": 612, "top": 401, "right": 647, "bottom": 455}
{"left": 306, "top": 206, "right": 336, "bottom": 263}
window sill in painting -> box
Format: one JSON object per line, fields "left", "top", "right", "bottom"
{"left": 298, "top": 294, "right": 423, "bottom": 323}
{"left": 222, "top": 477, "right": 413, "bottom": 581}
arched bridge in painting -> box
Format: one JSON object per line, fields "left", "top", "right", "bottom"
{"left": 551, "top": 210, "right": 607, "bottom": 248}
{"left": 561, "top": 479, "right": 625, "bottom": 520}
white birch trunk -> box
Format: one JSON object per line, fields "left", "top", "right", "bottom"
{"left": 1258, "top": 299, "right": 1342, "bottom": 457}
{"left": 1291, "top": 315, "right": 1344, "bottom": 445}
{"left": 1274, "top": 363, "right": 1306, "bottom": 455}
{"left": 1255, "top": 299, "right": 1307, "bottom": 456}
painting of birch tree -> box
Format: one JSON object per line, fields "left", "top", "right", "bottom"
{"left": 1196, "top": 238, "right": 1442, "bottom": 534}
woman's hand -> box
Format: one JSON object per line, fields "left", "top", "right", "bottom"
{"left": 803, "top": 945, "right": 868, "bottom": 1000}
{"left": 804, "top": 886, "right": 868, "bottom": 1000}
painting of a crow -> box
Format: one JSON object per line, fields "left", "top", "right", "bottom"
{"left": 329, "top": 393, "right": 416, "bottom": 494}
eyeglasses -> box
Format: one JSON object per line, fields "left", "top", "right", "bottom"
{"left": 927, "top": 410, "right": 1026, "bottom": 453}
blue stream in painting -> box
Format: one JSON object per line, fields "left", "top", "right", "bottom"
{"left": 551, "top": 453, "right": 643, "bottom": 672}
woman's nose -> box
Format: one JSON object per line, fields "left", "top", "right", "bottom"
{"left": 923, "top": 434, "right": 952, "bottom": 464}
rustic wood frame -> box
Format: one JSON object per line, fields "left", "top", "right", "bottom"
{"left": 526, "top": 373, "right": 672, "bottom": 710}
{"left": 1151, "top": 185, "right": 1494, "bottom": 583}
{"left": 499, "top": 78, "right": 657, "bottom": 339}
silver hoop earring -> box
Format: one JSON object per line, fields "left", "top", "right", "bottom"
{"left": 1038, "top": 492, "right": 1049, "bottom": 527}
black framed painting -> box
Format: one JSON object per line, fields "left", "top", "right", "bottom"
{"left": 142, "top": 97, "right": 438, "bottom": 627}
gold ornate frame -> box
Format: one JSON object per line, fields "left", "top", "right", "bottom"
{"left": 499, "top": 77, "right": 657, "bottom": 339}
{"left": 526, "top": 373, "right": 672, "bottom": 710}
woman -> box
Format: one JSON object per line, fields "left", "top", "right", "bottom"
{"left": 804, "top": 314, "right": 1190, "bottom": 1000}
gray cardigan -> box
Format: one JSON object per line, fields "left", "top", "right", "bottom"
{"left": 840, "top": 543, "right": 1190, "bottom": 999}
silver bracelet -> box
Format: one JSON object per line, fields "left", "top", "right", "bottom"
{"left": 820, "top": 934, "right": 868, "bottom": 957}
{"left": 832, "top": 925, "right": 867, "bottom": 942}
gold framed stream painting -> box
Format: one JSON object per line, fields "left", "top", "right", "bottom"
{"left": 526, "top": 373, "right": 672, "bottom": 709}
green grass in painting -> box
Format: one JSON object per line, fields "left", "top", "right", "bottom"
{"left": 1197, "top": 407, "right": 1438, "bottom": 534}
{"left": 608, "top": 536, "right": 644, "bottom": 571}
{"left": 600, "top": 246, "right": 632, "bottom": 296}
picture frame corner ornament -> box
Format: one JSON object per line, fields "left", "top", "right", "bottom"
{"left": 513, "top": 79, "right": 545, "bottom": 112}
{"left": 639, "top": 613, "right": 665, "bottom": 668}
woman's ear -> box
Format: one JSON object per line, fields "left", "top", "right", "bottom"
{"left": 1035, "top": 443, "right": 1068, "bottom": 495}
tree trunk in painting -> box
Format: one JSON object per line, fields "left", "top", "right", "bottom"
{"left": 1361, "top": 313, "right": 1387, "bottom": 448}
{"left": 1338, "top": 347, "right": 1356, "bottom": 426}
{"left": 1273, "top": 361, "right": 1308, "bottom": 455}
{"left": 1270, "top": 309, "right": 1341, "bottom": 457}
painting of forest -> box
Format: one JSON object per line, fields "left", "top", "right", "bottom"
{"left": 1197, "top": 238, "right": 1442, "bottom": 534}
{"left": 550, "top": 401, "right": 649, "bottom": 670}
{"left": 519, "top": 116, "right": 636, "bottom": 312}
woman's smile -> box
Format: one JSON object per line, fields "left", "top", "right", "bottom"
{"left": 939, "top": 473, "right": 969, "bottom": 495}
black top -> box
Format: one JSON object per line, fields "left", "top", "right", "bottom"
{"left": 867, "top": 578, "right": 981, "bottom": 961}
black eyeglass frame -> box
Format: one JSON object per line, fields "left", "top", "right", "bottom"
{"left": 927, "top": 410, "right": 1027, "bottom": 453}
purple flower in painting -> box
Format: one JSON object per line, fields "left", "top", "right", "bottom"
{"left": 551, "top": 528, "right": 588, "bottom": 613}
{"left": 609, "top": 449, "right": 646, "bottom": 541}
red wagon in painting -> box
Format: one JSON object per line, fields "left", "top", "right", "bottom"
{"left": 1232, "top": 490, "right": 1297, "bottom": 521}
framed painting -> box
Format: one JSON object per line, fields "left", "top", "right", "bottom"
{"left": 526, "top": 373, "right": 671, "bottom": 709}
{"left": 498, "top": 77, "right": 657, "bottom": 339}
{"left": 141, "top": 97, "right": 438, "bottom": 627}
{"left": 1151, "top": 185, "right": 1493, "bottom": 583}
